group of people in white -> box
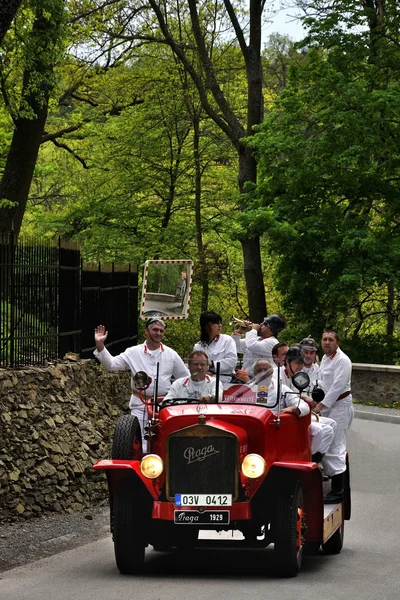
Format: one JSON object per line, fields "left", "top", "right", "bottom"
{"left": 94, "top": 309, "right": 353, "bottom": 504}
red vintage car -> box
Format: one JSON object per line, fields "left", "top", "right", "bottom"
{"left": 93, "top": 373, "right": 351, "bottom": 577}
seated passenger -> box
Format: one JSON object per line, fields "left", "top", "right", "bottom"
{"left": 252, "top": 358, "right": 335, "bottom": 460}
{"left": 162, "top": 350, "right": 223, "bottom": 404}
{"left": 251, "top": 359, "right": 310, "bottom": 416}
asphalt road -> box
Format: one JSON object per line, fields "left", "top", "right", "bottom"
{"left": 1, "top": 416, "right": 399, "bottom": 600}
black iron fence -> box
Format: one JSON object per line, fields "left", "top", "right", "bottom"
{"left": 0, "top": 234, "right": 138, "bottom": 367}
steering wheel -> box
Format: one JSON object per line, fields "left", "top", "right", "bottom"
{"left": 160, "top": 397, "right": 199, "bottom": 407}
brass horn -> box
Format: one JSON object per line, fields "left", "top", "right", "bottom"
{"left": 230, "top": 316, "right": 253, "bottom": 332}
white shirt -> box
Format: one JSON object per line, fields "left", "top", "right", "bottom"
{"left": 275, "top": 365, "right": 297, "bottom": 392}
{"left": 163, "top": 375, "right": 222, "bottom": 402}
{"left": 193, "top": 334, "right": 237, "bottom": 382}
{"left": 319, "top": 347, "right": 352, "bottom": 410}
{"left": 302, "top": 363, "right": 320, "bottom": 392}
{"left": 243, "top": 330, "right": 278, "bottom": 368}
{"left": 94, "top": 342, "right": 189, "bottom": 408}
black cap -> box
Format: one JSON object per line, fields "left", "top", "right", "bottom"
{"left": 262, "top": 313, "right": 287, "bottom": 336}
{"left": 285, "top": 345, "right": 305, "bottom": 364}
{"left": 145, "top": 316, "right": 167, "bottom": 328}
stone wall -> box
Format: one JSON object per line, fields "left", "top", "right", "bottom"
{"left": 352, "top": 363, "right": 400, "bottom": 406}
{"left": 0, "top": 361, "right": 132, "bottom": 523}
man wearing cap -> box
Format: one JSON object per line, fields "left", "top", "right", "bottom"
{"left": 299, "top": 336, "right": 320, "bottom": 388}
{"left": 310, "top": 329, "right": 353, "bottom": 503}
{"left": 94, "top": 317, "right": 189, "bottom": 450}
{"left": 278, "top": 344, "right": 304, "bottom": 390}
{"left": 239, "top": 313, "right": 287, "bottom": 374}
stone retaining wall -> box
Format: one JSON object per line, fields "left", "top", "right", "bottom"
{"left": 0, "top": 361, "right": 132, "bottom": 523}
{"left": 352, "top": 363, "right": 400, "bottom": 406}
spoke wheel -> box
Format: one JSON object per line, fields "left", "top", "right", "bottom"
{"left": 273, "top": 480, "right": 304, "bottom": 577}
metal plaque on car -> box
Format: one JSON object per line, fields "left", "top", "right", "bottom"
{"left": 174, "top": 510, "right": 230, "bottom": 525}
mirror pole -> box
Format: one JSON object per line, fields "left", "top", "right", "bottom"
{"left": 215, "top": 362, "right": 220, "bottom": 404}
{"left": 276, "top": 364, "right": 281, "bottom": 425}
{"left": 154, "top": 362, "right": 160, "bottom": 404}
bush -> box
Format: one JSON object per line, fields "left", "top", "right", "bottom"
{"left": 340, "top": 334, "right": 400, "bottom": 365}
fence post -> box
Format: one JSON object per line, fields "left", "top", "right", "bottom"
{"left": 58, "top": 238, "right": 81, "bottom": 358}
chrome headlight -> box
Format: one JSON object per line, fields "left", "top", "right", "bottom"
{"left": 140, "top": 454, "right": 164, "bottom": 479}
{"left": 241, "top": 454, "right": 266, "bottom": 479}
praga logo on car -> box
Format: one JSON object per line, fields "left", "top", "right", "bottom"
{"left": 183, "top": 445, "right": 220, "bottom": 464}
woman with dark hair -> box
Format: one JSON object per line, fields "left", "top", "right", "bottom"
{"left": 193, "top": 311, "right": 238, "bottom": 383}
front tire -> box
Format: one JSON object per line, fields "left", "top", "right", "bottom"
{"left": 112, "top": 415, "right": 142, "bottom": 459}
{"left": 113, "top": 478, "right": 149, "bottom": 574}
{"left": 273, "top": 480, "right": 304, "bottom": 577}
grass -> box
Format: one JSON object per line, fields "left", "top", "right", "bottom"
{"left": 353, "top": 398, "right": 400, "bottom": 410}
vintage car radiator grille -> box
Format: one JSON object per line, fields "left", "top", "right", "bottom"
{"left": 167, "top": 433, "right": 237, "bottom": 497}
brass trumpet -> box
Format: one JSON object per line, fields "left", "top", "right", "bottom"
{"left": 230, "top": 316, "right": 253, "bottom": 332}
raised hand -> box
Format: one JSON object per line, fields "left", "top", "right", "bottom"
{"left": 94, "top": 324, "right": 108, "bottom": 350}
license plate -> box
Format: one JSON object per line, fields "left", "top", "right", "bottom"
{"left": 175, "top": 494, "right": 232, "bottom": 507}
{"left": 174, "top": 510, "right": 230, "bottom": 525}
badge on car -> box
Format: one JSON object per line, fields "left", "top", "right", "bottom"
{"left": 174, "top": 510, "right": 230, "bottom": 524}
{"left": 175, "top": 494, "right": 232, "bottom": 506}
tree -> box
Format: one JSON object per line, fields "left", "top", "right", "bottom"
{"left": 0, "top": 0, "right": 66, "bottom": 237}
{"left": 250, "top": 0, "right": 400, "bottom": 337}
{"left": 64, "top": 0, "right": 273, "bottom": 320}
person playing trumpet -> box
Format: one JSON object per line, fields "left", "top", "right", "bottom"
{"left": 232, "top": 314, "right": 287, "bottom": 376}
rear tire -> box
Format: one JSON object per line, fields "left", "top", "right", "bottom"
{"left": 322, "top": 519, "right": 344, "bottom": 554}
{"left": 273, "top": 480, "right": 304, "bottom": 577}
{"left": 112, "top": 415, "right": 142, "bottom": 459}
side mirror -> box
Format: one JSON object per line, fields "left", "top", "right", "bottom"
{"left": 133, "top": 371, "right": 152, "bottom": 391}
{"left": 291, "top": 371, "right": 310, "bottom": 393}
{"left": 139, "top": 259, "right": 194, "bottom": 321}
{"left": 311, "top": 387, "right": 325, "bottom": 403}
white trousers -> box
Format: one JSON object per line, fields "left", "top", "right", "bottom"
{"left": 321, "top": 401, "right": 354, "bottom": 476}
{"left": 310, "top": 415, "right": 336, "bottom": 455}
{"left": 130, "top": 404, "right": 148, "bottom": 453}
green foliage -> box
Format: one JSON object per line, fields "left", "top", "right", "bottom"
{"left": 340, "top": 335, "right": 400, "bottom": 366}
{"left": 250, "top": 1, "right": 400, "bottom": 339}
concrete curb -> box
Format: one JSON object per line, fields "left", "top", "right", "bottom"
{"left": 354, "top": 409, "right": 400, "bottom": 425}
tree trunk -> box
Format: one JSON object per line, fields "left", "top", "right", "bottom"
{"left": 238, "top": 143, "right": 267, "bottom": 322}
{"left": 193, "top": 113, "right": 209, "bottom": 312}
{"left": 0, "top": 103, "right": 48, "bottom": 236}
{"left": 0, "top": 2, "right": 64, "bottom": 237}
{"left": 0, "top": 0, "right": 23, "bottom": 45}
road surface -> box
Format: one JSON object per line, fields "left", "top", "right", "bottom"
{"left": 0, "top": 417, "right": 399, "bottom": 600}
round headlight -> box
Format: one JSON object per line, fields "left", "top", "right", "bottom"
{"left": 140, "top": 454, "right": 164, "bottom": 479}
{"left": 241, "top": 454, "right": 266, "bottom": 479}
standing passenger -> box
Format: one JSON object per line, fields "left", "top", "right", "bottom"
{"left": 243, "top": 314, "right": 287, "bottom": 371}
{"left": 311, "top": 329, "right": 353, "bottom": 503}
{"left": 193, "top": 311, "right": 238, "bottom": 383}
